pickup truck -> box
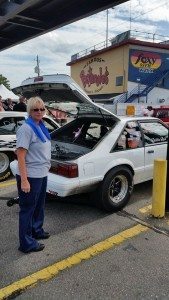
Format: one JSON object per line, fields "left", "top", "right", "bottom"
{"left": 153, "top": 107, "right": 169, "bottom": 126}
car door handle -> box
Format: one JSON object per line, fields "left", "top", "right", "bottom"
{"left": 147, "top": 150, "right": 154, "bottom": 153}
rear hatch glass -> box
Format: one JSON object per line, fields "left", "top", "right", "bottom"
{"left": 51, "top": 116, "right": 116, "bottom": 160}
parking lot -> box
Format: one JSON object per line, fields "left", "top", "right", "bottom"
{"left": 0, "top": 177, "right": 169, "bottom": 299}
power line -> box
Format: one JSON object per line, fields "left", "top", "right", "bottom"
{"left": 131, "top": 1, "right": 168, "bottom": 22}
{"left": 74, "top": 0, "right": 168, "bottom": 46}
{"left": 108, "top": 0, "right": 168, "bottom": 34}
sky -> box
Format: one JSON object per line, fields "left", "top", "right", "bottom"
{"left": 1, "top": 0, "right": 169, "bottom": 89}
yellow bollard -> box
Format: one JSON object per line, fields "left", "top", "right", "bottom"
{"left": 152, "top": 159, "right": 167, "bottom": 218}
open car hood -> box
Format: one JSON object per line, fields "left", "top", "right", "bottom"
{"left": 12, "top": 74, "right": 120, "bottom": 120}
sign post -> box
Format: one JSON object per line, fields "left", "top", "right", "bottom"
{"left": 136, "top": 78, "right": 141, "bottom": 103}
{"left": 165, "top": 128, "right": 169, "bottom": 211}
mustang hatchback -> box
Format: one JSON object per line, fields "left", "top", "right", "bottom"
{"left": 10, "top": 74, "right": 168, "bottom": 211}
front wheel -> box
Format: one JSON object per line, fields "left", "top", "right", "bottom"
{"left": 0, "top": 152, "right": 12, "bottom": 182}
{"left": 97, "top": 166, "right": 133, "bottom": 212}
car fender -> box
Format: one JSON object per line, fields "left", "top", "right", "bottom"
{"left": 103, "top": 158, "right": 135, "bottom": 178}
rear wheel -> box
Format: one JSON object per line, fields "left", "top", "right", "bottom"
{"left": 0, "top": 152, "right": 12, "bottom": 181}
{"left": 97, "top": 166, "right": 133, "bottom": 212}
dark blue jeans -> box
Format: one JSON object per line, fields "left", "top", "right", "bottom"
{"left": 16, "top": 175, "right": 47, "bottom": 252}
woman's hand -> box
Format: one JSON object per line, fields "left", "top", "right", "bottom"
{"left": 21, "top": 179, "right": 30, "bottom": 193}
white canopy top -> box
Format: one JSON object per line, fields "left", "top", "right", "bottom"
{"left": 0, "top": 84, "right": 19, "bottom": 100}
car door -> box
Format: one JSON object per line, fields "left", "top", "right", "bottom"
{"left": 139, "top": 121, "right": 168, "bottom": 180}
{"left": 113, "top": 121, "right": 145, "bottom": 184}
{"left": 0, "top": 116, "right": 25, "bottom": 141}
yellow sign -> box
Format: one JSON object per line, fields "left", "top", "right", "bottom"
{"left": 131, "top": 51, "right": 161, "bottom": 70}
{"left": 126, "top": 105, "right": 135, "bottom": 116}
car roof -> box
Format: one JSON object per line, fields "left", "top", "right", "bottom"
{"left": 0, "top": 111, "right": 53, "bottom": 119}
{"left": 0, "top": 111, "right": 27, "bottom": 117}
{"left": 117, "top": 115, "right": 158, "bottom": 121}
{"left": 0, "top": 112, "right": 159, "bottom": 124}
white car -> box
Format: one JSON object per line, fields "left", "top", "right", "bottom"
{"left": 10, "top": 74, "right": 168, "bottom": 211}
{"left": 0, "top": 111, "right": 59, "bottom": 181}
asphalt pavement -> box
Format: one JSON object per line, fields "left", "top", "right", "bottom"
{"left": 0, "top": 178, "right": 169, "bottom": 300}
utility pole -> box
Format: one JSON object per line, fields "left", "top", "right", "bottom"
{"left": 136, "top": 78, "right": 141, "bottom": 103}
{"left": 105, "top": 8, "right": 114, "bottom": 48}
{"left": 34, "top": 55, "right": 40, "bottom": 76}
{"left": 165, "top": 128, "right": 169, "bottom": 210}
{"left": 106, "top": 9, "right": 109, "bottom": 47}
{"left": 153, "top": 33, "right": 156, "bottom": 43}
{"left": 129, "top": 0, "right": 131, "bottom": 31}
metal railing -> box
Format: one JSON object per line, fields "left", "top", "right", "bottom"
{"left": 71, "top": 30, "right": 169, "bottom": 62}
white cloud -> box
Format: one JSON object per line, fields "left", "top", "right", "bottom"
{"left": 0, "top": 0, "right": 169, "bottom": 89}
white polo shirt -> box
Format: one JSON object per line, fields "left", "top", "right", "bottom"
{"left": 16, "top": 123, "right": 51, "bottom": 178}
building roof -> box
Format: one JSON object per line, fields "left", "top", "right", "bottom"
{"left": 0, "top": 0, "right": 128, "bottom": 52}
{"left": 67, "top": 37, "right": 169, "bottom": 66}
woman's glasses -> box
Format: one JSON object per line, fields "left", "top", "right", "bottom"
{"left": 33, "top": 108, "right": 45, "bottom": 112}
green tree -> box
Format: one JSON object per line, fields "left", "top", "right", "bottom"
{"left": 0, "top": 74, "right": 10, "bottom": 90}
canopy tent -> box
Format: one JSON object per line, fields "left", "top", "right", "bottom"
{"left": 0, "top": 84, "right": 19, "bottom": 100}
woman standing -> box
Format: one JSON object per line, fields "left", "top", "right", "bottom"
{"left": 16, "top": 97, "right": 51, "bottom": 253}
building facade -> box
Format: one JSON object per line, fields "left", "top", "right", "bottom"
{"left": 67, "top": 31, "right": 169, "bottom": 107}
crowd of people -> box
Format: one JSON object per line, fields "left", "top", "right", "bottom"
{"left": 0, "top": 95, "right": 27, "bottom": 112}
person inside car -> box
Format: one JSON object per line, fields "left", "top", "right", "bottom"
{"left": 125, "top": 123, "right": 141, "bottom": 149}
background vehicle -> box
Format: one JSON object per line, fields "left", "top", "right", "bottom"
{"left": 153, "top": 107, "right": 169, "bottom": 126}
{"left": 0, "top": 111, "right": 59, "bottom": 181}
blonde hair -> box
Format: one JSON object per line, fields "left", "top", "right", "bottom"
{"left": 27, "top": 96, "right": 45, "bottom": 114}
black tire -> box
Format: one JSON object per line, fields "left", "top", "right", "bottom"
{"left": 97, "top": 166, "right": 133, "bottom": 212}
{"left": 0, "top": 152, "right": 13, "bottom": 182}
